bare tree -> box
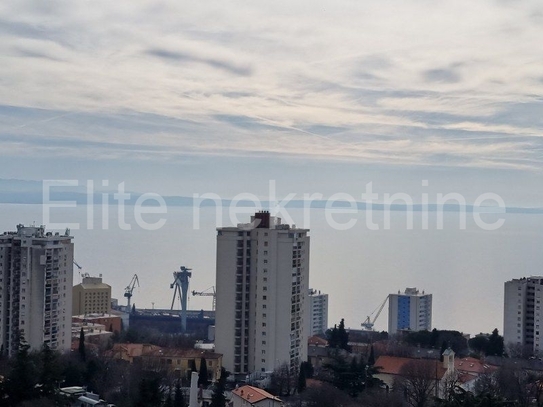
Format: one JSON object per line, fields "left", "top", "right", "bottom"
{"left": 398, "top": 359, "right": 439, "bottom": 407}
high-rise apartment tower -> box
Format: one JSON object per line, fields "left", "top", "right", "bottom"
{"left": 215, "top": 212, "right": 310, "bottom": 376}
{"left": 388, "top": 287, "right": 432, "bottom": 335}
{"left": 504, "top": 276, "right": 543, "bottom": 355}
{"left": 0, "top": 225, "right": 74, "bottom": 355}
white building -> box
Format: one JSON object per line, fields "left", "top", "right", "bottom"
{"left": 0, "top": 225, "right": 74, "bottom": 355}
{"left": 309, "top": 289, "right": 328, "bottom": 336}
{"left": 388, "top": 287, "right": 432, "bottom": 335}
{"left": 215, "top": 211, "right": 310, "bottom": 376}
{"left": 504, "top": 276, "right": 543, "bottom": 355}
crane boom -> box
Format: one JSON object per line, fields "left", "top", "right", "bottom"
{"left": 361, "top": 295, "right": 389, "bottom": 330}
{"left": 192, "top": 286, "right": 216, "bottom": 311}
{"left": 124, "top": 274, "right": 140, "bottom": 310}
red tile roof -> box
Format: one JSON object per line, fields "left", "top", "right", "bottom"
{"left": 455, "top": 357, "right": 497, "bottom": 375}
{"left": 375, "top": 356, "right": 447, "bottom": 379}
{"left": 308, "top": 336, "right": 328, "bottom": 346}
{"left": 232, "top": 385, "right": 282, "bottom": 404}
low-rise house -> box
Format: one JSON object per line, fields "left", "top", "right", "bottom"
{"left": 141, "top": 348, "right": 223, "bottom": 381}
{"left": 375, "top": 349, "right": 498, "bottom": 396}
{"left": 106, "top": 343, "right": 222, "bottom": 381}
{"left": 231, "top": 385, "right": 283, "bottom": 407}
{"left": 73, "top": 314, "right": 122, "bottom": 334}
{"left": 106, "top": 343, "right": 161, "bottom": 363}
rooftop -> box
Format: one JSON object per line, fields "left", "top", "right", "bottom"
{"left": 232, "top": 385, "right": 282, "bottom": 404}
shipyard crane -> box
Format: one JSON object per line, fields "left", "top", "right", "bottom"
{"left": 170, "top": 266, "right": 192, "bottom": 333}
{"left": 361, "top": 295, "right": 389, "bottom": 331}
{"left": 124, "top": 274, "right": 140, "bottom": 310}
{"left": 192, "top": 286, "right": 216, "bottom": 311}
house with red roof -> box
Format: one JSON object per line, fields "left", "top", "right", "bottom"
{"left": 374, "top": 348, "right": 498, "bottom": 397}
{"left": 231, "top": 385, "right": 283, "bottom": 407}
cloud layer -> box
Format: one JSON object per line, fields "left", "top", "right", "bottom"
{"left": 1, "top": 0, "right": 542, "bottom": 170}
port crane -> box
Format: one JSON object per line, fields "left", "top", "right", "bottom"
{"left": 124, "top": 274, "right": 140, "bottom": 310}
{"left": 170, "top": 266, "right": 192, "bottom": 333}
{"left": 73, "top": 260, "right": 83, "bottom": 270}
{"left": 192, "top": 286, "right": 216, "bottom": 311}
{"left": 361, "top": 295, "right": 389, "bottom": 331}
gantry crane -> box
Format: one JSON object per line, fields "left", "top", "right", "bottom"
{"left": 124, "top": 274, "right": 140, "bottom": 310}
{"left": 192, "top": 286, "right": 216, "bottom": 311}
{"left": 361, "top": 295, "right": 389, "bottom": 331}
{"left": 170, "top": 266, "right": 192, "bottom": 333}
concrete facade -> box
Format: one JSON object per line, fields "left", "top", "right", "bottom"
{"left": 0, "top": 225, "right": 73, "bottom": 355}
{"left": 215, "top": 212, "right": 310, "bottom": 375}
{"left": 309, "top": 289, "right": 328, "bottom": 336}
{"left": 388, "top": 287, "right": 432, "bottom": 335}
{"left": 72, "top": 276, "right": 111, "bottom": 315}
{"left": 504, "top": 276, "right": 543, "bottom": 354}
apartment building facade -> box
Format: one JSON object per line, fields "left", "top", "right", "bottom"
{"left": 504, "top": 276, "right": 543, "bottom": 354}
{"left": 309, "top": 289, "right": 328, "bottom": 336}
{"left": 388, "top": 287, "right": 432, "bottom": 335}
{"left": 72, "top": 275, "right": 112, "bottom": 315}
{"left": 0, "top": 225, "right": 74, "bottom": 355}
{"left": 215, "top": 212, "right": 310, "bottom": 376}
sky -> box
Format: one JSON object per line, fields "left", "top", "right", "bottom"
{"left": 1, "top": 0, "right": 543, "bottom": 334}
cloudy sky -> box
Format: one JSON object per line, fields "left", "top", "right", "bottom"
{"left": 0, "top": 0, "right": 542, "bottom": 202}
{"left": 2, "top": 0, "right": 543, "bottom": 333}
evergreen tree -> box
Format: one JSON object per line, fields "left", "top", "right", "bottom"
{"left": 338, "top": 319, "right": 350, "bottom": 351}
{"left": 486, "top": 328, "right": 505, "bottom": 356}
{"left": 40, "top": 342, "right": 62, "bottom": 397}
{"left": 131, "top": 303, "right": 136, "bottom": 314}
{"left": 79, "top": 327, "right": 86, "bottom": 361}
{"left": 174, "top": 381, "right": 186, "bottom": 407}
{"left": 368, "top": 345, "right": 375, "bottom": 366}
{"left": 164, "top": 390, "right": 174, "bottom": 407}
{"left": 198, "top": 357, "right": 209, "bottom": 387}
{"left": 8, "top": 335, "right": 37, "bottom": 404}
{"left": 135, "top": 375, "right": 162, "bottom": 407}
{"left": 190, "top": 359, "right": 198, "bottom": 373}
{"left": 297, "top": 363, "right": 307, "bottom": 393}
{"left": 210, "top": 367, "right": 228, "bottom": 407}
{"left": 327, "top": 324, "right": 339, "bottom": 348}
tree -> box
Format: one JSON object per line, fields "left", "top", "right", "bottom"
{"left": 174, "top": 381, "right": 186, "bottom": 407}
{"left": 210, "top": 367, "right": 228, "bottom": 407}
{"left": 297, "top": 363, "right": 307, "bottom": 393}
{"left": 7, "top": 336, "right": 38, "bottom": 404}
{"left": 338, "top": 319, "right": 350, "bottom": 352}
{"left": 198, "top": 357, "right": 209, "bottom": 387}
{"left": 468, "top": 336, "right": 489, "bottom": 355}
{"left": 79, "top": 327, "right": 86, "bottom": 361}
{"left": 39, "top": 342, "right": 62, "bottom": 398}
{"left": 398, "top": 359, "right": 439, "bottom": 407}
{"left": 486, "top": 328, "right": 504, "bottom": 357}
{"left": 368, "top": 345, "right": 375, "bottom": 366}
{"left": 135, "top": 374, "right": 162, "bottom": 407}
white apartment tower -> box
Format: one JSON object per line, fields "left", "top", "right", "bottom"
{"left": 0, "top": 225, "right": 74, "bottom": 355}
{"left": 504, "top": 277, "right": 543, "bottom": 355}
{"left": 388, "top": 287, "right": 432, "bottom": 335}
{"left": 309, "top": 289, "right": 328, "bottom": 336}
{"left": 215, "top": 212, "right": 310, "bottom": 376}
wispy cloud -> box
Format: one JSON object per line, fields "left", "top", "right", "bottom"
{"left": 0, "top": 0, "right": 542, "bottom": 171}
